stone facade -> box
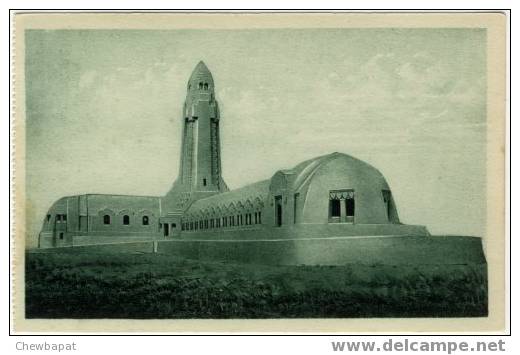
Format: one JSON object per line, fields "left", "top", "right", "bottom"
{"left": 38, "top": 194, "right": 162, "bottom": 248}
{"left": 39, "top": 61, "right": 432, "bottom": 249}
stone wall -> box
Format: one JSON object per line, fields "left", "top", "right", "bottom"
{"left": 30, "top": 235, "right": 486, "bottom": 266}
{"left": 178, "top": 223, "right": 429, "bottom": 240}
{"left": 157, "top": 235, "right": 485, "bottom": 265}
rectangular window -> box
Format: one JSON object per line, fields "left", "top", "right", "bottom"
{"left": 59, "top": 232, "right": 64, "bottom": 240}
{"left": 329, "top": 190, "right": 355, "bottom": 223}
{"left": 294, "top": 193, "right": 300, "bottom": 224}
{"left": 330, "top": 199, "right": 341, "bottom": 218}
{"left": 55, "top": 214, "right": 67, "bottom": 222}
{"left": 203, "top": 178, "right": 207, "bottom": 186}
{"left": 345, "top": 198, "right": 355, "bottom": 217}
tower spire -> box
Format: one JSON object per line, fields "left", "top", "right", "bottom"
{"left": 162, "top": 61, "right": 228, "bottom": 213}
{"left": 188, "top": 61, "right": 214, "bottom": 91}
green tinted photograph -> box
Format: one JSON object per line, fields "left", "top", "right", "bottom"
{"left": 21, "top": 16, "right": 496, "bottom": 322}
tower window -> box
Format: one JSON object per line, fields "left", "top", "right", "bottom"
{"left": 198, "top": 82, "right": 203, "bottom": 89}
{"left": 103, "top": 215, "right": 111, "bottom": 225}
{"left": 59, "top": 233, "right": 64, "bottom": 240}
{"left": 123, "top": 215, "right": 130, "bottom": 225}
{"left": 142, "top": 216, "right": 149, "bottom": 225}
{"left": 203, "top": 178, "right": 207, "bottom": 186}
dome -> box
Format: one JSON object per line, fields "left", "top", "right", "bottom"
{"left": 287, "top": 152, "right": 400, "bottom": 225}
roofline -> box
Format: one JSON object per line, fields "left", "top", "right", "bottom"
{"left": 58, "top": 193, "right": 161, "bottom": 199}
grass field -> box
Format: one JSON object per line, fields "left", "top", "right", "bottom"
{"left": 25, "top": 252, "right": 487, "bottom": 318}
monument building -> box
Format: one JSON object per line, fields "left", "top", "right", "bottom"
{"left": 38, "top": 61, "right": 431, "bottom": 248}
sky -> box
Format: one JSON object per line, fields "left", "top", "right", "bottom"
{"left": 24, "top": 28, "right": 487, "bottom": 247}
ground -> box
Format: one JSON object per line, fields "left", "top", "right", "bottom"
{"left": 25, "top": 251, "right": 487, "bottom": 319}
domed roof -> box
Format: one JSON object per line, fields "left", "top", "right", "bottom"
{"left": 290, "top": 152, "right": 386, "bottom": 191}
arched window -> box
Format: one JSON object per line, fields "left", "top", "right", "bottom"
{"left": 123, "top": 215, "right": 130, "bottom": 225}
{"left": 103, "top": 215, "right": 111, "bottom": 225}
{"left": 142, "top": 216, "right": 149, "bottom": 225}
{"left": 198, "top": 82, "right": 203, "bottom": 89}
{"left": 203, "top": 83, "right": 209, "bottom": 90}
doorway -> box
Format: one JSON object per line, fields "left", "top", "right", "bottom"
{"left": 275, "top": 195, "right": 283, "bottom": 227}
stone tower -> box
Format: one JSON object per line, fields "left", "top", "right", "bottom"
{"left": 179, "top": 61, "right": 225, "bottom": 192}
{"left": 161, "top": 61, "right": 228, "bottom": 229}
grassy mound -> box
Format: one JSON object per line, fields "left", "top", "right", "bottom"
{"left": 25, "top": 252, "right": 487, "bottom": 318}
